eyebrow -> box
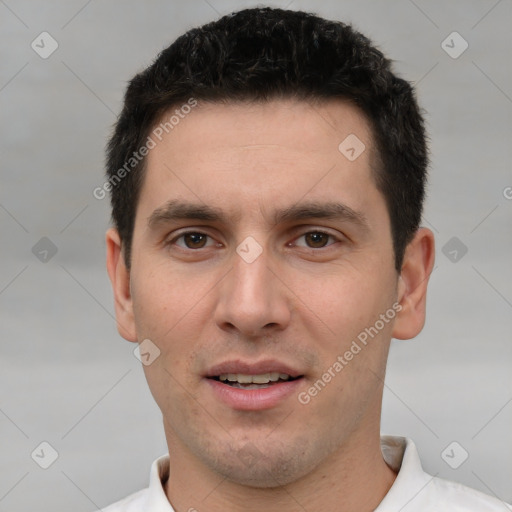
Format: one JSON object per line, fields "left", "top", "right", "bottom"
{"left": 147, "top": 199, "right": 369, "bottom": 232}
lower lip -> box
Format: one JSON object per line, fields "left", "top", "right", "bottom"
{"left": 206, "top": 378, "right": 303, "bottom": 411}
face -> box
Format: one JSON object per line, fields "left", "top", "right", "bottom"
{"left": 107, "top": 99, "right": 429, "bottom": 488}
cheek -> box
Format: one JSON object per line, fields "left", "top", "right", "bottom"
{"left": 131, "top": 265, "right": 208, "bottom": 378}
{"left": 289, "top": 265, "right": 388, "bottom": 339}
{"left": 130, "top": 263, "right": 200, "bottom": 338}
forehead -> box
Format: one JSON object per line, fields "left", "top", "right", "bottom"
{"left": 149, "top": 98, "right": 374, "bottom": 162}
{"left": 137, "top": 98, "right": 382, "bottom": 227}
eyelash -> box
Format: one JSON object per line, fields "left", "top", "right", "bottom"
{"left": 167, "top": 229, "right": 341, "bottom": 251}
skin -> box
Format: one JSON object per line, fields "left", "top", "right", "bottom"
{"left": 106, "top": 98, "right": 435, "bottom": 512}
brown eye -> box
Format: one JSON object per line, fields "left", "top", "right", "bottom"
{"left": 183, "top": 233, "right": 208, "bottom": 248}
{"left": 304, "top": 232, "right": 331, "bottom": 248}
{"left": 171, "top": 232, "right": 215, "bottom": 250}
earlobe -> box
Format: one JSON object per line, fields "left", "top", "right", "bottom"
{"left": 392, "top": 228, "right": 435, "bottom": 340}
{"left": 106, "top": 228, "right": 138, "bottom": 342}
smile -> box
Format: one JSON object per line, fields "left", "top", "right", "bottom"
{"left": 206, "top": 374, "right": 304, "bottom": 410}
{"left": 213, "top": 372, "right": 296, "bottom": 389}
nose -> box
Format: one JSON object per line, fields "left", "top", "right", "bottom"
{"left": 213, "top": 243, "right": 291, "bottom": 339}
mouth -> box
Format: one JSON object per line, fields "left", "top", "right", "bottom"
{"left": 204, "top": 361, "right": 305, "bottom": 410}
{"left": 209, "top": 372, "right": 302, "bottom": 390}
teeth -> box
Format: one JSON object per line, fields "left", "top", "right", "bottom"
{"left": 218, "top": 373, "right": 291, "bottom": 384}
{"left": 252, "top": 373, "right": 271, "bottom": 384}
{"left": 236, "top": 374, "right": 253, "bottom": 383}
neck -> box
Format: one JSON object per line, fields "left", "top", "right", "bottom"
{"left": 164, "top": 423, "right": 397, "bottom": 512}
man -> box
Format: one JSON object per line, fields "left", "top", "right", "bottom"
{"left": 102, "top": 7, "right": 510, "bottom": 511}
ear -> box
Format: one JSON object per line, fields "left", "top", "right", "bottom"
{"left": 392, "top": 227, "right": 435, "bottom": 340}
{"left": 106, "top": 228, "right": 137, "bottom": 342}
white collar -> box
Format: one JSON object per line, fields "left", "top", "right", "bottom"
{"left": 133, "top": 435, "right": 510, "bottom": 511}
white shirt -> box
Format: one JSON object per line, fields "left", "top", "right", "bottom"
{"left": 102, "top": 436, "right": 511, "bottom": 511}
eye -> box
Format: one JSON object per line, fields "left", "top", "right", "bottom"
{"left": 170, "top": 231, "right": 218, "bottom": 250}
{"left": 293, "top": 230, "right": 339, "bottom": 249}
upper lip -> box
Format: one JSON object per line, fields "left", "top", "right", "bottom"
{"left": 205, "top": 359, "right": 303, "bottom": 379}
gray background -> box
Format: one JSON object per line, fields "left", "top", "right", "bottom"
{"left": 1, "top": 0, "right": 511, "bottom": 510}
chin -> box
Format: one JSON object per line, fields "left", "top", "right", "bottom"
{"left": 217, "top": 461, "right": 301, "bottom": 489}
{"left": 202, "top": 439, "right": 316, "bottom": 489}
